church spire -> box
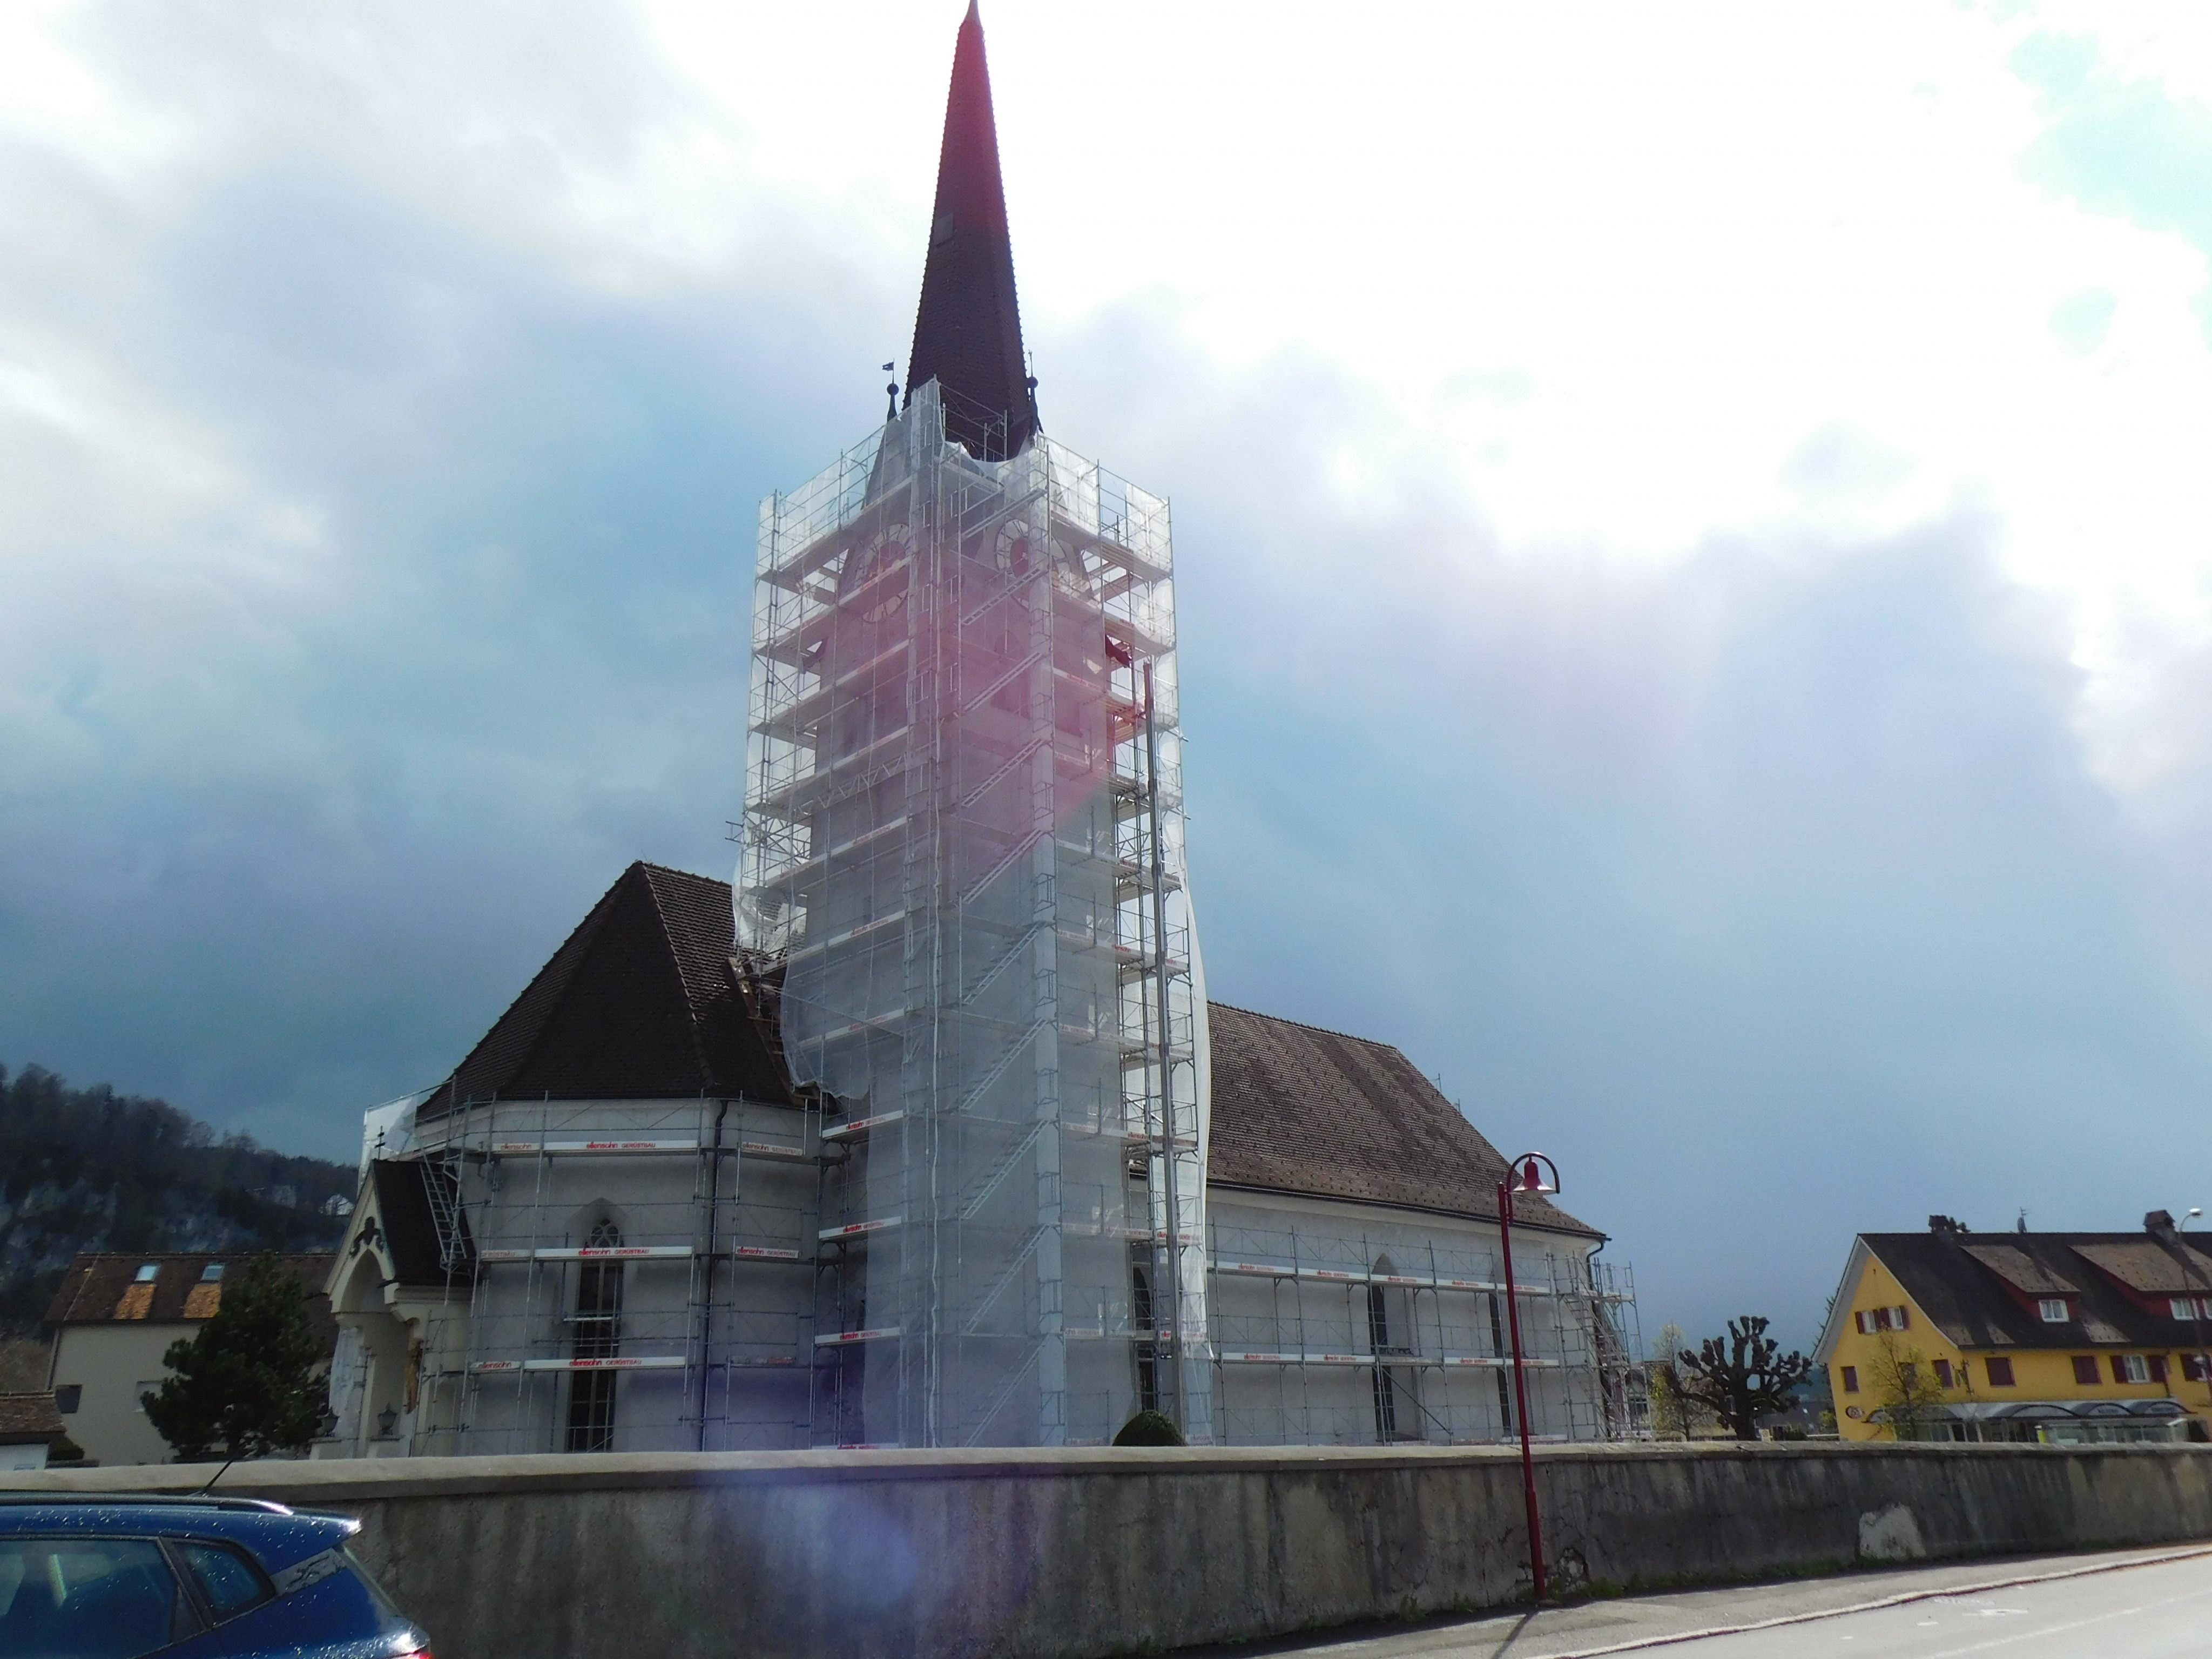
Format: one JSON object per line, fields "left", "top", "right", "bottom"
{"left": 906, "top": 2, "right": 1038, "bottom": 460}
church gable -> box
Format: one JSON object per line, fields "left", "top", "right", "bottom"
{"left": 420, "top": 862, "right": 788, "bottom": 1116}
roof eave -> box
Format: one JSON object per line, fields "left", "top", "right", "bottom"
{"left": 1204, "top": 1179, "right": 1606, "bottom": 1243}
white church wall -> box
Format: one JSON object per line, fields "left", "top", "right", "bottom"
{"left": 1205, "top": 1188, "right": 1611, "bottom": 1447}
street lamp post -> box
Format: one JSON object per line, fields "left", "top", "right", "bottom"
{"left": 1498, "top": 1151, "right": 1561, "bottom": 1604}
{"left": 2180, "top": 1209, "right": 2208, "bottom": 1414}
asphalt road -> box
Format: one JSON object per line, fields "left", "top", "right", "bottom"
{"left": 1678, "top": 1550, "right": 2212, "bottom": 1657}
{"left": 1252, "top": 1545, "right": 2212, "bottom": 1659}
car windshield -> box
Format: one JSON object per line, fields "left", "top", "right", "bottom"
{"left": 0, "top": 1535, "right": 190, "bottom": 1657}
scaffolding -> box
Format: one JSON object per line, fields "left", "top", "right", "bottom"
{"left": 389, "top": 1096, "right": 823, "bottom": 1455}
{"left": 333, "top": 389, "right": 1648, "bottom": 1458}
{"left": 736, "top": 382, "right": 1209, "bottom": 1447}
{"left": 347, "top": 1110, "right": 1643, "bottom": 1454}
{"left": 1206, "top": 1216, "right": 1642, "bottom": 1447}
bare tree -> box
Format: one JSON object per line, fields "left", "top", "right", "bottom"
{"left": 1677, "top": 1315, "right": 1813, "bottom": 1441}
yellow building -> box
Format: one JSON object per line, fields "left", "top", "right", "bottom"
{"left": 1813, "top": 1213, "right": 2212, "bottom": 1444}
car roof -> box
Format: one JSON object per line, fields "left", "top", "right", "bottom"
{"left": 0, "top": 1494, "right": 358, "bottom": 1574}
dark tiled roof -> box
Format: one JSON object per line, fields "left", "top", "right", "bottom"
{"left": 905, "top": 2, "right": 1038, "bottom": 460}
{"left": 420, "top": 867, "right": 1596, "bottom": 1233}
{"left": 0, "top": 1393, "right": 65, "bottom": 1446}
{"left": 419, "top": 862, "right": 789, "bottom": 1117}
{"left": 43, "top": 1253, "right": 338, "bottom": 1351}
{"left": 2073, "top": 1240, "right": 2212, "bottom": 1296}
{"left": 1960, "top": 1243, "right": 2080, "bottom": 1295}
{"left": 1867, "top": 1230, "right": 2212, "bottom": 1352}
{"left": 1205, "top": 1004, "right": 1597, "bottom": 1237}
{"left": 366, "top": 1161, "right": 475, "bottom": 1286}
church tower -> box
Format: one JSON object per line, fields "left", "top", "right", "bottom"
{"left": 736, "top": 4, "right": 1211, "bottom": 1447}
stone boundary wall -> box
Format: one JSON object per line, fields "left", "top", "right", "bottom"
{"left": 10, "top": 1442, "right": 2212, "bottom": 1658}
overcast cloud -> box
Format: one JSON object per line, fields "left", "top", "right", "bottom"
{"left": 5, "top": 1, "right": 2212, "bottom": 1348}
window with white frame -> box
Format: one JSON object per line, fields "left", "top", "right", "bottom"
{"left": 2038, "top": 1298, "right": 2069, "bottom": 1322}
{"left": 2119, "top": 1353, "right": 2151, "bottom": 1384}
{"left": 1854, "top": 1305, "right": 1911, "bottom": 1334}
{"left": 2170, "top": 1297, "right": 2211, "bottom": 1321}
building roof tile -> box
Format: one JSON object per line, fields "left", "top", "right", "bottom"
{"left": 1206, "top": 1003, "right": 1597, "bottom": 1236}
{"left": 414, "top": 868, "right": 1600, "bottom": 1237}
{"left": 43, "top": 1254, "right": 338, "bottom": 1351}
{"left": 1864, "top": 1230, "right": 2212, "bottom": 1353}
{"left": 0, "top": 1393, "right": 66, "bottom": 1446}
{"left": 906, "top": 2, "right": 1037, "bottom": 460}
{"left": 1960, "top": 1243, "right": 2080, "bottom": 1296}
{"left": 417, "top": 862, "right": 790, "bottom": 1117}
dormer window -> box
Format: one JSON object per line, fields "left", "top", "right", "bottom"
{"left": 133, "top": 1263, "right": 159, "bottom": 1283}
{"left": 2171, "top": 1297, "right": 2210, "bottom": 1320}
{"left": 199, "top": 1264, "right": 224, "bottom": 1283}
{"left": 2038, "top": 1298, "right": 2069, "bottom": 1323}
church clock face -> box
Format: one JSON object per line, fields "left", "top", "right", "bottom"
{"left": 994, "top": 520, "right": 1032, "bottom": 575}
{"left": 852, "top": 522, "right": 913, "bottom": 623}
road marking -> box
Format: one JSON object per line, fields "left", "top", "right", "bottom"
{"left": 1523, "top": 1546, "right": 2212, "bottom": 1659}
{"left": 1912, "top": 1578, "right": 2212, "bottom": 1659}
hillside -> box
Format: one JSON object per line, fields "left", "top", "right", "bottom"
{"left": 0, "top": 1064, "right": 355, "bottom": 1331}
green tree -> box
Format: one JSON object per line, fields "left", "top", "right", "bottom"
{"left": 145, "top": 1255, "right": 323, "bottom": 1462}
{"left": 1647, "top": 1321, "right": 1725, "bottom": 1440}
{"left": 1863, "top": 1331, "right": 1956, "bottom": 1441}
{"left": 1677, "top": 1314, "right": 1814, "bottom": 1441}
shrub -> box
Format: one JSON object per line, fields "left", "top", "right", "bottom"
{"left": 1112, "top": 1408, "right": 1185, "bottom": 1447}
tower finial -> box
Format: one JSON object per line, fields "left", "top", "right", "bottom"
{"left": 906, "top": 1, "right": 1038, "bottom": 460}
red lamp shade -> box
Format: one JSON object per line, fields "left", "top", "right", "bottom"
{"left": 1516, "top": 1156, "right": 1556, "bottom": 1195}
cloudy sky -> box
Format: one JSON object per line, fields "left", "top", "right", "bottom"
{"left": 6, "top": 0, "right": 2212, "bottom": 1348}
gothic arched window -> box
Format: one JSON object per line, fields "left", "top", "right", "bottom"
{"left": 566, "top": 1219, "right": 623, "bottom": 1452}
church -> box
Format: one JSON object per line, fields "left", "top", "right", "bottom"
{"left": 320, "top": 5, "right": 1637, "bottom": 1456}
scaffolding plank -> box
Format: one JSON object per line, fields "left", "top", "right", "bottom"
{"left": 469, "top": 1355, "right": 686, "bottom": 1373}
{"left": 735, "top": 1139, "right": 813, "bottom": 1163}
{"left": 818, "top": 1215, "right": 902, "bottom": 1242}
{"left": 491, "top": 1139, "right": 694, "bottom": 1156}
{"left": 1213, "top": 1351, "right": 1560, "bottom": 1369}
{"left": 813, "top": 1327, "right": 902, "bottom": 1346}
{"left": 1208, "top": 1261, "right": 1554, "bottom": 1296}
{"left": 478, "top": 1245, "right": 694, "bottom": 1263}
{"left": 485, "top": 1138, "right": 812, "bottom": 1162}
{"left": 1218, "top": 1351, "right": 1375, "bottom": 1366}
{"left": 820, "top": 1109, "right": 904, "bottom": 1142}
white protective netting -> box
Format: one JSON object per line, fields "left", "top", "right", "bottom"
{"left": 738, "top": 384, "right": 1210, "bottom": 1446}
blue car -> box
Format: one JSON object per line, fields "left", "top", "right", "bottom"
{"left": 0, "top": 1493, "right": 430, "bottom": 1658}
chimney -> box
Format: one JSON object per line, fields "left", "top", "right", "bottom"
{"left": 1928, "top": 1215, "right": 1969, "bottom": 1238}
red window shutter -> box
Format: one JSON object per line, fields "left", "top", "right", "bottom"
{"left": 2111, "top": 1355, "right": 2129, "bottom": 1384}
{"left": 2149, "top": 1355, "right": 2168, "bottom": 1384}
{"left": 2072, "top": 1355, "right": 2098, "bottom": 1386}
{"left": 1855, "top": 1311, "right": 1869, "bottom": 1334}
{"left": 1933, "top": 1359, "right": 1952, "bottom": 1387}
{"left": 1986, "top": 1357, "right": 2014, "bottom": 1386}
{"left": 1896, "top": 1306, "right": 1910, "bottom": 1330}
{"left": 1841, "top": 1366, "right": 1858, "bottom": 1393}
